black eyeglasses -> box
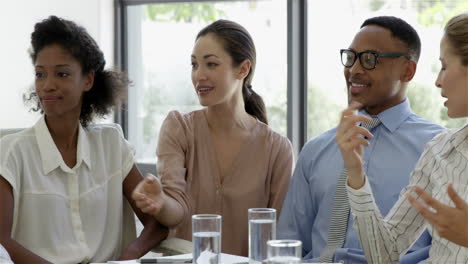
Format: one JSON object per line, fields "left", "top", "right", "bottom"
{"left": 340, "top": 49, "right": 411, "bottom": 70}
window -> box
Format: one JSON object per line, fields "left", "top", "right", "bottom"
{"left": 124, "top": 1, "right": 287, "bottom": 163}
{"left": 119, "top": 0, "right": 467, "bottom": 163}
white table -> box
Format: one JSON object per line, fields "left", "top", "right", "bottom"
{"left": 94, "top": 253, "right": 249, "bottom": 264}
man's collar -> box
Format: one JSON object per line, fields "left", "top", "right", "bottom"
{"left": 360, "top": 98, "right": 412, "bottom": 133}
{"left": 34, "top": 116, "right": 91, "bottom": 175}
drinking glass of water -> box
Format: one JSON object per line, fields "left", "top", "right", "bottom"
{"left": 192, "top": 214, "right": 222, "bottom": 264}
{"left": 248, "top": 208, "right": 276, "bottom": 263}
{"left": 266, "top": 240, "right": 302, "bottom": 264}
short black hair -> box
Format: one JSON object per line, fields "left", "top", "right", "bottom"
{"left": 361, "top": 16, "right": 421, "bottom": 62}
{"left": 26, "top": 15, "right": 128, "bottom": 127}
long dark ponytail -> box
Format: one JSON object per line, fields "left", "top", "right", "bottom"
{"left": 196, "top": 19, "right": 268, "bottom": 124}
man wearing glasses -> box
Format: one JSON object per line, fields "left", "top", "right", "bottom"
{"left": 278, "top": 16, "right": 444, "bottom": 263}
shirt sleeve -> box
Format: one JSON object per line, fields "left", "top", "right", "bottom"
{"left": 113, "top": 124, "right": 136, "bottom": 180}
{"left": 347, "top": 142, "right": 436, "bottom": 263}
{"left": 277, "top": 147, "right": 315, "bottom": 256}
{"left": 0, "top": 138, "right": 19, "bottom": 192}
{"left": 267, "top": 135, "right": 294, "bottom": 215}
{"left": 156, "top": 111, "right": 191, "bottom": 222}
{"left": 0, "top": 137, "right": 21, "bottom": 237}
{"left": 0, "top": 166, "right": 15, "bottom": 192}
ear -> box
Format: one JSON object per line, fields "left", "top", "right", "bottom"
{"left": 237, "top": 59, "right": 251, "bottom": 80}
{"left": 401, "top": 60, "right": 416, "bottom": 82}
{"left": 83, "top": 71, "right": 95, "bottom": 92}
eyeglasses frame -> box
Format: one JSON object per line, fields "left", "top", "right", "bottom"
{"left": 340, "top": 49, "right": 411, "bottom": 70}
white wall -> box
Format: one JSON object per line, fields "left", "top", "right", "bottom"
{"left": 0, "top": 0, "right": 114, "bottom": 129}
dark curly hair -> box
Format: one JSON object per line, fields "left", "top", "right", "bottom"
{"left": 26, "top": 15, "right": 128, "bottom": 127}
{"left": 361, "top": 16, "right": 421, "bottom": 62}
{"left": 196, "top": 19, "right": 268, "bottom": 125}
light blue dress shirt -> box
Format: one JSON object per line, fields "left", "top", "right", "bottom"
{"left": 277, "top": 99, "right": 445, "bottom": 263}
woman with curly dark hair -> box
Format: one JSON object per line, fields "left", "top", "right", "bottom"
{"left": 0, "top": 16, "right": 177, "bottom": 263}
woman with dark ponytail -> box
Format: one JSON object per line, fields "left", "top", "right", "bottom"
{"left": 0, "top": 16, "right": 172, "bottom": 263}
{"left": 132, "top": 19, "right": 294, "bottom": 256}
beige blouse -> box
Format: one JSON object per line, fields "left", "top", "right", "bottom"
{"left": 157, "top": 110, "right": 294, "bottom": 256}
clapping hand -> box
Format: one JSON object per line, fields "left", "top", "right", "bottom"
{"left": 407, "top": 184, "right": 468, "bottom": 247}
{"left": 336, "top": 101, "right": 373, "bottom": 189}
{"left": 132, "top": 174, "right": 166, "bottom": 217}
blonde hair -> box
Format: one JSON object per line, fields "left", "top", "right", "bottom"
{"left": 444, "top": 12, "right": 468, "bottom": 66}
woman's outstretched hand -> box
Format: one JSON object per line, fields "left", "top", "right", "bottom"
{"left": 132, "top": 174, "right": 166, "bottom": 217}
{"left": 407, "top": 184, "right": 468, "bottom": 247}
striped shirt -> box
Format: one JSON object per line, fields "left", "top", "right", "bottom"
{"left": 347, "top": 123, "right": 468, "bottom": 263}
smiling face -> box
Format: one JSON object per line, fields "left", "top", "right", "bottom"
{"left": 35, "top": 44, "right": 94, "bottom": 120}
{"left": 344, "top": 25, "right": 415, "bottom": 114}
{"left": 191, "top": 33, "right": 246, "bottom": 107}
{"left": 436, "top": 36, "right": 468, "bottom": 118}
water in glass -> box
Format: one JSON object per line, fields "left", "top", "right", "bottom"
{"left": 249, "top": 219, "right": 276, "bottom": 263}
{"left": 193, "top": 231, "right": 221, "bottom": 264}
{"left": 267, "top": 256, "right": 301, "bottom": 264}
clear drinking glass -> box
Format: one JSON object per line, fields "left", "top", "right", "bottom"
{"left": 267, "top": 240, "right": 302, "bottom": 264}
{"left": 248, "top": 208, "right": 276, "bottom": 263}
{"left": 192, "top": 214, "right": 222, "bottom": 264}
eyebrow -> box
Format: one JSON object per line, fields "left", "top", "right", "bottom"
{"left": 356, "top": 49, "right": 380, "bottom": 53}
{"left": 347, "top": 48, "right": 381, "bottom": 53}
{"left": 191, "top": 54, "right": 219, "bottom": 59}
{"left": 35, "top": 64, "right": 71, "bottom": 68}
